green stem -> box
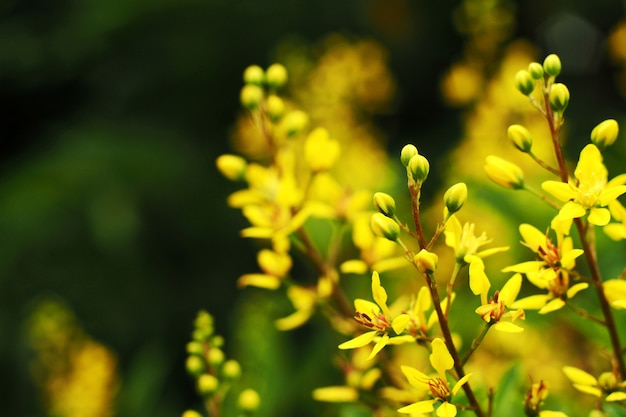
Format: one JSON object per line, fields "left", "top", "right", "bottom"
{"left": 462, "top": 322, "right": 492, "bottom": 365}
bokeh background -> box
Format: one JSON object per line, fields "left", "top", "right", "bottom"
{"left": 3, "top": 0, "right": 626, "bottom": 416}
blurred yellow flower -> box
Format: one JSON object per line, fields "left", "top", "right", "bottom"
{"left": 444, "top": 214, "right": 509, "bottom": 264}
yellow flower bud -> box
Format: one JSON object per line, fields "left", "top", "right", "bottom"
{"left": 240, "top": 84, "right": 264, "bottom": 109}
{"left": 216, "top": 154, "right": 247, "bottom": 181}
{"left": 408, "top": 154, "right": 430, "bottom": 183}
{"left": 549, "top": 83, "right": 569, "bottom": 113}
{"left": 514, "top": 70, "right": 535, "bottom": 96}
{"left": 222, "top": 359, "right": 242, "bottom": 379}
{"left": 238, "top": 388, "right": 261, "bottom": 411}
{"left": 197, "top": 374, "right": 219, "bottom": 395}
{"left": 182, "top": 410, "right": 203, "bottom": 417}
{"left": 266, "top": 63, "right": 288, "bottom": 89}
{"left": 373, "top": 192, "right": 396, "bottom": 217}
{"left": 528, "top": 62, "right": 544, "bottom": 79}
{"left": 371, "top": 212, "right": 400, "bottom": 241}
{"left": 280, "top": 110, "right": 309, "bottom": 137}
{"left": 543, "top": 53, "right": 562, "bottom": 77}
{"left": 444, "top": 182, "right": 467, "bottom": 215}
{"left": 400, "top": 144, "right": 418, "bottom": 167}
{"left": 207, "top": 347, "right": 225, "bottom": 367}
{"left": 485, "top": 155, "right": 524, "bottom": 189}
{"left": 266, "top": 95, "right": 285, "bottom": 122}
{"left": 590, "top": 119, "right": 619, "bottom": 149}
{"left": 598, "top": 372, "right": 617, "bottom": 391}
{"left": 186, "top": 355, "right": 205, "bottom": 376}
{"left": 243, "top": 65, "right": 265, "bottom": 85}
{"left": 414, "top": 249, "right": 438, "bottom": 274}
{"left": 507, "top": 124, "right": 533, "bottom": 153}
{"left": 186, "top": 341, "right": 203, "bottom": 355}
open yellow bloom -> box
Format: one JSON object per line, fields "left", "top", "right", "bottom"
{"left": 502, "top": 223, "right": 583, "bottom": 281}
{"left": 470, "top": 258, "right": 525, "bottom": 332}
{"left": 444, "top": 214, "right": 509, "bottom": 264}
{"left": 338, "top": 271, "right": 412, "bottom": 359}
{"left": 542, "top": 144, "right": 626, "bottom": 226}
{"left": 506, "top": 223, "right": 587, "bottom": 314}
{"left": 398, "top": 339, "right": 471, "bottom": 416}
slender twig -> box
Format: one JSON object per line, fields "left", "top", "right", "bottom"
{"left": 527, "top": 150, "right": 560, "bottom": 176}
{"left": 565, "top": 301, "right": 605, "bottom": 325}
{"left": 462, "top": 322, "right": 492, "bottom": 365}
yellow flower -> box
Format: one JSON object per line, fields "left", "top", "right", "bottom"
{"left": 542, "top": 144, "right": 626, "bottom": 226}
{"left": 470, "top": 258, "right": 525, "bottom": 332}
{"left": 562, "top": 366, "right": 626, "bottom": 402}
{"left": 605, "top": 199, "right": 626, "bottom": 241}
{"left": 444, "top": 214, "right": 509, "bottom": 264}
{"left": 338, "top": 271, "right": 412, "bottom": 359}
{"left": 502, "top": 223, "right": 583, "bottom": 281}
{"left": 398, "top": 338, "right": 471, "bottom": 416}
{"left": 603, "top": 279, "right": 626, "bottom": 310}
{"left": 506, "top": 223, "right": 587, "bottom": 314}
{"left": 304, "top": 127, "right": 341, "bottom": 172}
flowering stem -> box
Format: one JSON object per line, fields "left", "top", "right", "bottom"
{"left": 522, "top": 184, "right": 561, "bottom": 210}
{"left": 462, "top": 322, "right": 492, "bottom": 365}
{"left": 425, "top": 271, "right": 485, "bottom": 417}
{"left": 409, "top": 182, "right": 427, "bottom": 249}
{"left": 574, "top": 217, "right": 626, "bottom": 378}
{"left": 542, "top": 89, "right": 568, "bottom": 182}
{"left": 445, "top": 262, "right": 463, "bottom": 318}
{"left": 565, "top": 301, "right": 605, "bottom": 325}
{"left": 527, "top": 150, "right": 560, "bottom": 176}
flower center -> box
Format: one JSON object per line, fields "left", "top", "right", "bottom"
{"left": 428, "top": 377, "right": 451, "bottom": 401}
{"left": 354, "top": 311, "right": 390, "bottom": 332}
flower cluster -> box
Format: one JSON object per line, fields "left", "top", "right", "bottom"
{"left": 184, "top": 310, "right": 259, "bottom": 417}
{"left": 207, "top": 52, "right": 626, "bottom": 417}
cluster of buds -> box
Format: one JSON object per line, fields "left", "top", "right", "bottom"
{"left": 183, "top": 310, "right": 260, "bottom": 417}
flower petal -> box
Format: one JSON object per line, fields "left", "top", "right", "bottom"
{"left": 312, "top": 386, "right": 359, "bottom": 402}
{"left": 511, "top": 294, "right": 551, "bottom": 310}
{"left": 567, "top": 283, "right": 589, "bottom": 298}
{"left": 371, "top": 271, "right": 391, "bottom": 317}
{"left": 588, "top": 207, "right": 611, "bottom": 226}
{"left": 542, "top": 181, "right": 575, "bottom": 202}
{"left": 400, "top": 365, "right": 430, "bottom": 389}
{"left": 430, "top": 338, "right": 454, "bottom": 376}
{"left": 519, "top": 223, "right": 546, "bottom": 251}
{"left": 493, "top": 321, "right": 524, "bottom": 333}
{"left": 392, "top": 314, "right": 411, "bottom": 334}
{"left": 436, "top": 401, "right": 458, "bottom": 417}
{"left": 538, "top": 298, "right": 565, "bottom": 314}
{"left": 368, "top": 334, "right": 390, "bottom": 359}
{"left": 559, "top": 201, "right": 586, "bottom": 220}
{"left": 452, "top": 373, "right": 472, "bottom": 395}
{"left": 398, "top": 399, "right": 436, "bottom": 414}
{"left": 338, "top": 331, "right": 378, "bottom": 350}
{"left": 500, "top": 274, "right": 522, "bottom": 306}
{"left": 563, "top": 366, "right": 598, "bottom": 386}
{"left": 606, "top": 391, "right": 626, "bottom": 401}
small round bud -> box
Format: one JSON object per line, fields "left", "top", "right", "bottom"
{"left": 549, "top": 83, "right": 570, "bottom": 113}
{"left": 280, "top": 110, "right": 309, "bottom": 137}
{"left": 266, "top": 95, "right": 285, "bottom": 122}
{"left": 598, "top": 372, "right": 617, "bottom": 391}
{"left": 197, "top": 374, "right": 219, "bottom": 395}
{"left": 222, "top": 359, "right": 242, "bottom": 379}
{"left": 182, "top": 410, "right": 203, "bottom": 417}
{"left": 238, "top": 388, "right": 261, "bottom": 411}
{"left": 507, "top": 124, "right": 533, "bottom": 153}
{"left": 400, "top": 144, "right": 418, "bottom": 167}
{"left": 210, "top": 335, "right": 224, "bottom": 348}
{"left": 543, "top": 54, "right": 562, "bottom": 77}
{"left": 266, "top": 63, "right": 288, "bottom": 89}
{"left": 192, "top": 328, "right": 209, "bottom": 342}
{"left": 414, "top": 249, "right": 438, "bottom": 274}
{"left": 443, "top": 182, "right": 467, "bottom": 215}
{"left": 370, "top": 212, "right": 401, "bottom": 241}
{"left": 590, "top": 119, "right": 619, "bottom": 149}
{"left": 527, "top": 62, "right": 544, "bottom": 79}
{"left": 207, "top": 347, "right": 225, "bottom": 367}
{"left": 373, "top": 192, "right": 396, "bottom": 217}
{"left": 589, "top": 410, "right": 608, "bottom": 417}
{"left": 186, "top": 355, "right": 205, "bottom": 376}
{"left": 216, "top": 154, "right": 247, "bottom": 181}
{"left": 484, "top": 155, "right": 525, "bottom": 189}
{"left": 514, "top": 70, "right": 535, "bottom": 96}
{"left": 186, "top": 341, "right": 204, "bottom": 356}
{"left": 408, "top": 154, "right": 430, "bottom": 183}
{"left": 240, "top": 84, "right": 264, "bottom": 109}
{"left": 243, "top": 65, "right": 265, "bottom": 85}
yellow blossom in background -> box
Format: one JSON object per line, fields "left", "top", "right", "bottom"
{"left": 304, "top": 127, "right": 341, "bottom": 172}
{"left": 605, "top": 199, "right": 626, "bottom": 240}
{"left": 27, "top": 299, "right": 118, "bottom": 417}
{"left": 542, "top": 144, "right": 626, "bottom": 226}
{"left": 398, "top": 339, "right": 472, "bottom": 416}
{"left": 603, "top": 279, "right": 626, "bottom": 309}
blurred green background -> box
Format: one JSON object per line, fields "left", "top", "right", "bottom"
{"left": 2, "top": 0, "right": 626, "bottom": 416}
